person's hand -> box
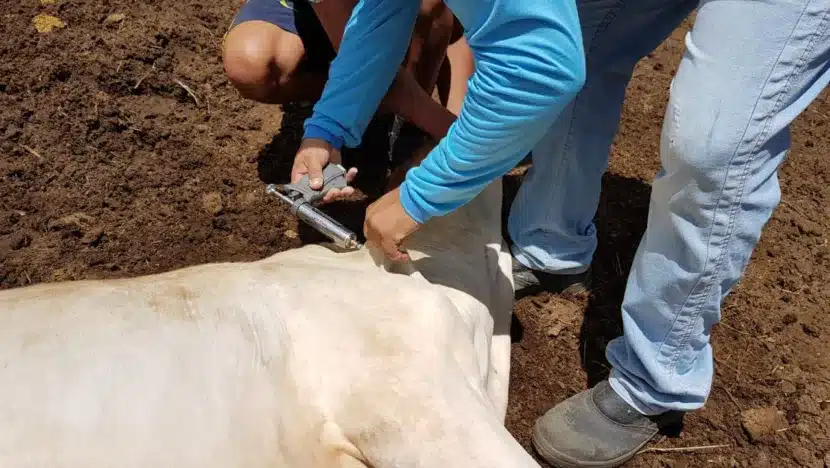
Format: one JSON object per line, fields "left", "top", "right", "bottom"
{"left": 364, "top": 187, "right": 420, "bottom": 262}
{"left": 291, "top": 138, "right": 358, "bottom": 203}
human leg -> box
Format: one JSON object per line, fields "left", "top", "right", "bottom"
{"left": 222, "top": 0, "right": 336, "bottom": 104}
{"left": 532, "top": 0, "right": 830, "bottom": 465}
{"left": 607, "top": 0, "right": 830, "bottom": 417}
{"left": 436, "top": 18, "right": 473, "bottom": 115}
{"left": 506, "top": 0, "right": 696, "bottom": 290}
{"left": 389, "top": 12, "right": 473, "bottom": 178}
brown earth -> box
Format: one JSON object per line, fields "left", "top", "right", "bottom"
{"left": 1, "top": 1, "right": 828, "bottom": 467}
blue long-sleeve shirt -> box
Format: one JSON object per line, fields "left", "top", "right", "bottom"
{"left": 303, "top": 0, "right": 586, "bottom": 224}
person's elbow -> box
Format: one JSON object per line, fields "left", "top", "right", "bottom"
{"left": 559, "top": 40, "right": 586, "bottom": 101}
{"left": 537, "top": 36, "right": 586, "bottom": 113}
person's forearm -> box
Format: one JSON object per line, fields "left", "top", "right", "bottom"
{"left": 312, "top": 0, "right": 455, "bottom": 142}
{"left": 303, "top": 0, "right": 420, "bottom": 150}
{"left": 415, "top": 98, "right": 456, "bottom": 140}
{"left": 398, "top": 0, "right": 587, "bottom": 225}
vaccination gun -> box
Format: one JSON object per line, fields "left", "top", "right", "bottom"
{"left": 265, "top": 164, "right": 363, "bottom": 251}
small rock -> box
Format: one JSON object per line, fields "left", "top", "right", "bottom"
{"left": 546, "top": 324, "right": 567, "bottom": 337}
{"left": 792, "top": 423, "right": 812, "bottom": 437}
{"left": 783, "top": 313, "right": 798, "bottom": 325}
{"left": 9, "top": 231, "right": 31, "bottom": 250}
{"left": 283, "top": 230, "right": 298, "bottom": 239}
{"left": 796, "top": 260, "right": 814, "bottom": 277}
{"left": 104, "top": 13, "right": 126, "bottom": 24}
{"left": 751, "top": 452, "right": 771, "bottom": 468}
{"left": 823, "top": 452, "right": 829, "bottom": 468}
{"left": 202, "top": 192, "right": 223, "bottom": 216}
{"left": 795, "top": 218, "right": 822, "bottom": 236}
{"left": 531, "top": 297, "right": 548, "bottom": 308}
{"left": 80, "top": 227, "right": 105, "bottom": 246}
{"left": 741, "top": 407, "right": 788, "bottom": 443}
{"left": 792, "top": 446, "right": 815, "bottom": 467}
{"left": 211, "top": 217, "right": 229, "bottom": 231}
{"left": 539, "top": 297, "right": 582, "bottom": 337}
{"left": 796, "top": 395, "right": 822, "bottom": 416}
{"left": 801, "top": 323, "right": 820, "bottom": 338}
{"left": 32, "top": 14, "right": 66, "bottom": 33}
{"left": 48, "top": 213, "right": 95, "bottom": 232}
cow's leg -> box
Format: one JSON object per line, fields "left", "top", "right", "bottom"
{"left": 484, "top": 238, "right": 517, "bottom": 422}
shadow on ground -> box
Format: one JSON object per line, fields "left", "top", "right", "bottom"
{"left": 502, "top": 170, "right": 653, "bottom": 387}
{"left": 251, "top": 103, "right": 395, "bottom": 246}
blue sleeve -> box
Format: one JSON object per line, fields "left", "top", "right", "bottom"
{"left": 398, "top": 0, "right": 587, "bottom": 224}
{"left": 302, "top": 0, "right": 419, "bottom": 150}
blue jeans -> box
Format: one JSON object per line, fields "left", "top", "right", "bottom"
{"left": 508, "top": 0, "right": 830, "bottom": 414}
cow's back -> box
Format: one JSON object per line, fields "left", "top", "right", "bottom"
{"left": 0, "top": 245, "right": 491, "bottom": 468}
{"left": 0, "top": 262, "right": 300, "bottom": 468}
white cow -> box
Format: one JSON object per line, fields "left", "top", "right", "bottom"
{"left": 0, "top": 173, "right": 540, "bottom": 467}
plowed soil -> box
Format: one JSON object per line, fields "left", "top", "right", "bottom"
{"left": 1, "top": 1, "right": 828, "bottom": 467}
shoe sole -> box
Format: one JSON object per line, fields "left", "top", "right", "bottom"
{"left": 530, "top": 423, "right": 656, "bottom": 468}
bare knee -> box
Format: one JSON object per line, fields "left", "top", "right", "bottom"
{"left": 222, "top": 21, "right": 303, "bottom": 103}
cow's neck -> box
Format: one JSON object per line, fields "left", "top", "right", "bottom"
{"left": 409, "top": 179, "right": 503, "bottom": 259}
{"left": 368, "top": 179, "right": 509, "bottom": 313}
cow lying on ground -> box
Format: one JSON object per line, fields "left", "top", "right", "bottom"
{"left": 0, "top": 150, "right": 540, "bottom": 467}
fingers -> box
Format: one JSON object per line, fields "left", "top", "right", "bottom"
{"left": 363, "top": 222, "right": 410, "bottom": 263}
{"left": 290, "top": 161, "right": 305, "bottom": 184}
{"left": 382, "top": 239, "right": 410, "bottom": 262}
{"left": 321, "top": 186, "right": 356, "bottom": 203}
{"left": 293, "top": 137, "right": 333, "bottom": 185}
{"left": 291, "top": 139, "right": 359, "bottom": 203}
{"left": 306, "top": 158, "right": 325, "bottom": 190}
{"left": 344, "top": 167, "right": 358, "bottom": 183}
{"left": 319, "top": 167, "right": 358, "bottom": 203}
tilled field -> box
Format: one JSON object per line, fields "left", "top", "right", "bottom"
{"left": 1, "top": 1, "right": 828, "bottom": 466}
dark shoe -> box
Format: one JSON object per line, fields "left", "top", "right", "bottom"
{"left": 531, "top": 380, "right": 684, "bottom": 468}
{"left": 512, "top": 257, "right": 592, "bottom": 298}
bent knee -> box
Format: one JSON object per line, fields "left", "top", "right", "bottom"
{"left": 223, "top": 22, "right": 304, "bottom": 100}
{"left": 661, "top": 91, "right": 760, "bottom": 182}
{"left": 223, "top": 23, "right": 277, "bottom": 86}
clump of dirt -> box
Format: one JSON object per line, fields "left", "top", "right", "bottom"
{"left": 1, "top": 2, "right": 828, "bottom": 467}
{"left": 741, "top": 407, "right": 788, "bottom": 443}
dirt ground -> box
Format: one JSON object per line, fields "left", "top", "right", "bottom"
{"left": 1, "top": 1, "right": 828, "bottom": 466}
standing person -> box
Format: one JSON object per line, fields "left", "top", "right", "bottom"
{"left": 292, "top": 0, "right": 830, "bottom": 467}
{"left": 505, "top": 0, "right": 830, "bottom": 466}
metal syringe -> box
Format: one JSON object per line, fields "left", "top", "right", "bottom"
{"left": 265, "top": 184, "right": 363, "bottom": 251}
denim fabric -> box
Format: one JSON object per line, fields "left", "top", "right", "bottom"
{"left": 509, "top": 0, "right": 830, "bottom": 414}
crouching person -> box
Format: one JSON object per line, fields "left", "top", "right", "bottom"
{"left": 221, "top": 0, "right": 473, "bottom": 140}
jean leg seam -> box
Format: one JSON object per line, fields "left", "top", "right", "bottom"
{"left": 520, "top": 0, "right": 631, "bottom": 249}
{"left": 544, "top": 0, "right": 632, "bottom": 238}
{"left": 554, "top": 0, "right": 631, "bottom": 174}
{"left": 663, "top": 1, "right": 824, "bottom": 374}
